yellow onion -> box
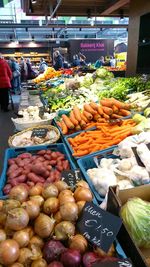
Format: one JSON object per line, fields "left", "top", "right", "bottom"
{"left": 29, "top": 184, "right": 43, "bottom": 196}
{"left": 13, "top": 230, "right": 30, "bottom": 248}
{"left": 69, "top": 234, "right": 88, "bottom": 254}
{"left": 30, "top": 196, "right": 44, "bottom": 207}
{"left": 18, "top": 248, "right": 32, "bottom": 266}
{"left": 0, "top": 212, "right": 6, "bottom": 227}
{"left": 0, "top": 229, "right": 6, "bottom": 242}
{"left": 10, "top": 263, "right": 24, "bottom": 267}
{"left": 34, "top": 213, "right": 55, "bottom": 238}
{"left": 94, "top": 244, "right": 115, "bottom": 257}
{"left": 42, "top": 184, "right": 58, "bottom": 199}
{"left": 22, "top": 200, "right": 40, "bottom": 220}
{"left": 59, "top": 189, "right": 73, "bottom": 198}
{"left": 29, "top": 235, "right": 44, "bottom": 249}
{"left": 0, "top": 239, "right": 20, "bottom": 265}
{"left": 54, "top": 181, "right": 69, "bottom": 192}
{"left": 31, "top": 259, "right": 47, "bottom": 267}
{"left": 6, "top": 208, "right": 29, "bottom": 231}
{"left": 59, "top": 194, "right": 75, "bottom": 206}
{"left": 9, "top": 185, "right": 28, "bottom": 203}
{"left": 4, "top": 226, "right": 15, "bottom": 238}
{"left": 74, "top": 187, "right": 93, "bottom": 202}
{"left": 23, "top": 227, "right": 34, "bottom": 239}
{"left": 43, "top": 197, "right": 59, "bottom": 214}
{"left": 76, "top": 180, "right": 89, "bottom": 189}
{"left": 54, "top": 211, "right": 62, "bottom": 224}
{"left": 30, "top": 244, "right": 42, "bottom": 260}
{"left": 60, "top": 202, "right": 78, "bottom": 221}
{"left": 0, "top": 200, "right": 3, "bottom": 211}
{"left": 55, "top": 221, "right": 75, "bottom": 240}
{"left": 2, "top": 199, "right": 21, "bottom": 213}
{"left": 77, "top": 201, "right": 86, "bottom": 214}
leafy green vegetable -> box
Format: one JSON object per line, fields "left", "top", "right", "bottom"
{"left": 121, "top": 197, "right": 150, "bottom": 248}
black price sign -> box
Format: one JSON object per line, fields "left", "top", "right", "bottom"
{"left": 132, "top": 147, "right": 144, "bottom": 167}
{"left": 93, "top": 259, "right": 133, "bottom": 267}
{"left": 61, "top": 169, "right": 82, "bottom": 188}
{"left": 77, "top": 202, "right": 122, "bottom": 253}
{"left": 31, "top": 128, "right": 48, "bottom": 138}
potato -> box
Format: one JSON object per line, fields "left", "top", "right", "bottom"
{"left": 31, "top": 164, "right": 46, "bottom": 176}
{"left": 8, "top": 168, "right": 23, "bottom": 179}
{"left": 37, "top": 150, "right": 46, "bottom": 155}
{"left": 28, "top": 173, "right": 45, "bottom": 183}
{"left": 18, "top": 153, "right": 32, "bottom": 159}
{"left": 8, "top": 159, "right": 16, "bottom": 165}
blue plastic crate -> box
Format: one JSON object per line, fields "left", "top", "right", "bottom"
{"left": 0, "top": 143, "right": 77, "bottom": 197}
{"left": 77, "top": 147, "right": 119, "bottom": 202}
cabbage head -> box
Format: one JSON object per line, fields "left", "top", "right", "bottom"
{"left": 121, "top": 197, "right": 150, "bottom": 248}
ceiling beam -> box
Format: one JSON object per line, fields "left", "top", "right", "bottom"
{"left": 100, "top": 0, "right": 130, "bottom": 16}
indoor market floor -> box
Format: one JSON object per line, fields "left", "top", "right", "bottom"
{"left": 0, "top": 95, "right": 20, "bottom": 174}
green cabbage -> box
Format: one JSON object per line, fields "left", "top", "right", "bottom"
{"left": 121, "top": 198, "right": 150, "bottom": 248}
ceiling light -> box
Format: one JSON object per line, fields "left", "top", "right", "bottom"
{"left": 91, "top": 20, "right": 94, "bottom": 26}
{"left": 32, "top": 0, "right": 37, "bottom": 3}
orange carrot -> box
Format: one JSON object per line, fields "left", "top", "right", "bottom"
{"left": 119, "top": 109, "right": 131, "bottom": 117}
{"left": 90, "top": 101, "right": 99, "bottom": 110}
{"left": 62, "top": 114, "right": 74, "bottom": 129}
{"left": 102, "top": 106, "right": 113, "bottom": 115}
{"left": 83, "top": 110, "right": 93, "bottom": 120}
{"left": 97, "top": 118, "right": 106, "bottom": 123}
{"left": 75, "top": 125, "right": 81, "bottom": 131}
{"left": 73, "top": 150, "right": 89, "bottom": 157}
{"left": 111, "top": 114, "right": 123, "bottom": 119}
{"left": 97, "top": 106, "right": 104, "bottom": 116}
{"left": 84, "top": 104, "right": 97, "bottom": 115}
{"left": 73, "top": 106, "right": 82, "bottom": 122}
{"left": 69, "top": 111, "right": 79, "bottom": 126}
{"left": 80, "top": 120, "right": 87, "bottom": 128}
{"left": 112, "top": 105, "right": 119, "bottom": 114}
{"left": 100, "top": 99, "right": 113, "bottom": 107}
{"left": 61, "top": 120, "right": 68, "bottom": 135}
{"left": 111, "top": 98, "right": 127, "bottom": 109}
{"left": 103, "top": 113, "right": 110, "bottom": 120}
{"left": 81, "top": 113, "right": 89, "bottom": 123}
{"left": 93, "top": 114, "right": 101, "bottom": 121}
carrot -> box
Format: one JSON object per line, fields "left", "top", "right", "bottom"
{"left": 84, "top": 104, "right": 97, "bottom": 115}
{"left": 103, "top": 113, "right": 110, "bottom": 120}
{"left": 84, "top": 122, "right": 97, "bottom": 129}
{"left": 62, "top": 114, "right": 74, "bottom": 129}
{"left": 97, "top": 118, "right": 106, "bottom": 123}
{"left": 102, "top": 106, "right": 113, "bottom": 116}
{"left": 69, "top": 111, "right": 79, "bottom": 126}
{"left": 111, "top": 114, "right": 123, "bottom": 119}
{"left": 73, "top": 106, "right": 82, "bottom": 122}
{"left": 80, "top": 120, "right": 87, "bottom": 128}
{"left": 83, "top": 110, "right": 93, "bottom": 120}
{"left": 100, "top": 99, "right": 113, "bottom": 107}
{"left": 73, "top": 150, "right": 89, "bottom": 157}
{"left": 111, "top": 98, "right": 126, "bottom": 109}
{"left": 75, "top": 125, "right": 81, "bottom": 131}
{"left": 119, "top": 109, "right": 131, "bottom": 117}
{"left": 90, "top": 101, "right": 99, "bottom": 110}
{"left": 112, "top": 105, "right": 119, "bottom": 114}
{"left": 97, "top": 106, "right": 104, "bottom": 116}
{"left": 93, "top": 114, "right": 101, "bottom": 121}
{"left": 57, "top": 121, "right": 62, "bottom": 128}
{"left": 61, "top": 120, "right": 68, "bottom": 135}
{"left": 81, "top": 113, "right": 89, "bottom": 123}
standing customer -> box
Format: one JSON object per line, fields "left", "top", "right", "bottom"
{"left": 11, "top": 58, "right": 21, "bottom": 94}
{"left": 0, "top": 54, "right": 12, "bottom": 112}
{"left": 39, "top": 58, "right": 48, "bottom": 73}
{"left": 20, "top": 57, "right": 28, "bottom": 82}
{"left": 95, "top": 56, "right": 105, "bottom": 68}
{"left": 53, "top": 51, "right": 63, "bottom": 70}
{"left": 26, "top": 58, "right": 36, "bottom": 80}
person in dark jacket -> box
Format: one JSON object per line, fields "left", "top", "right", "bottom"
{"left": 26, "top": 58, "right": 36, "bottom": 80}
{"left": 72, "top": 54, "right": 80, "bottom": 67}
{"left": 11, "top": 57, "right": 21, "bottom": 94}
{"left": 0, "top": 54, "right": 12, "bottom": 111}
{"left": 53, "top": 51, "right": 63, "bottom": 70}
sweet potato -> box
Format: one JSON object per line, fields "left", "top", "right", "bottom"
{"left": 49, "top": 160, "right": 57, "bottom": 166}
{"left": 43, "top": 171, "right": 50, "bottom": 178}
{"left": 47, "top": 165, "right": 52, "bottom": 171}
{"left": 7, "top": 164, "right": 18, "bottom": 175}
{"left": 56, "top": 165, "right": 64, "bottom": 172}
{"left": 8, "top": 159, "right": 16, "bottom": 166}
{"left": 27, "top": 181, "right": 35, "bottom": 187}
{"left": 46, "top": 150, "right": 52, "bottom": 155}
{"left": 31, "top": 164, "right": 46, "bottom": 176}
{"left": 10, "top": 175, "right": 27, "bottom": 187}
{"left": 3, "top": 184, "right": 12, "bottom": 194}
{"left": 51, "top": 152, "right": 58, "bottom": 159}
{"left": 27, "top": 173, "right": 45, "bottom": 183}
{"left": 36, "top": 156, "right": 45, "bottom": 162}
{"left": 15, "top": 158, "right": 25, "bottom": 167}
{"left": 63, "top": 160, "right": 70, "bottom": 170}
{"left": 22, "top": 158, "right": 32, "bottom": 165}
{"left": 57, "top": 155, "right": 65, "bottom": 161}
{"left": 37, "top": 150, "right": 46, "bottom": 155}
{"left": 18, "top": 153, "right": 32, "bottom": 159}
{"left": 44, "top": 154, "right": 51, "bottom": 160}
{"left": 8, "top": 168, "right": 23, "bottom": 179}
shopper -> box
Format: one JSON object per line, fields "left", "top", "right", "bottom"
{"left": 20, "top": 57, "right": 28, "bottom": 82}
{"left": 39, "top": 58, "right": 48, "bottom": 73}
{"left": 0, "top": 54, "right": 12, "bottom": 112}
{"left": 78, "top": 52, "right": 87, "bottom": 66}
{"left": 11, "top": 58, "right": 21, "bottom": 94}
{"left": 72, "top": 54, "right": 80, "bottom": 67}
{"left": 26, "top": 58, "right": 36, "bottom": 80}
{"left": 95, "top": 56, "right": 105, "bottom": 68}
{"left": 110, "top": 56, "right": 116, "bottom": 67}
{"left": 53, "top": 51, "right": 63, "bottom": 70}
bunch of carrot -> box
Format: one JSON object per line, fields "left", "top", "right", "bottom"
{"left": 68, "top": 119, "right": 136, "bottom": 157}
{"left": 57, "top": 98, "right": 132, "bottom": 135}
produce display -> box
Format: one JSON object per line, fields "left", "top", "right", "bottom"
{"left": 67, "top": 119, "right": 136, "bottom": 157}
{"left": 33, "top": 67, "right": 62, "bottom": 83}
{"left": 3, "top": 149, "right": 70, "bottom": 195}
{"left": 0, "top": 181, "right": 122, "bottom": 266}
{"left": 56, "top": 98, "right": 132, "bottom": 135}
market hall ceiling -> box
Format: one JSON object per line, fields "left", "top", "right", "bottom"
{"left": 21, "top": 0, "right": 130, "bottom": 17}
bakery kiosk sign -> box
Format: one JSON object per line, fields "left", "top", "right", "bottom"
{"left": 80, "top": 42, "right": 105, "bottom": 52}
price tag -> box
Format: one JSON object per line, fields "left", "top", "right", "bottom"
{"left": 131, "top": 147, "right": 144, "bottom": 167}
{"left": 92, "top": 259, "right": 133, "bottom": 267}
{"left": 31, "top": 128, "right": 48, "bottom": 138}
{"left": 77, "top": 202, "right": 122, "bottom": 253}
{"left": 61, "top": 169, "right": 82, "bottom": 188}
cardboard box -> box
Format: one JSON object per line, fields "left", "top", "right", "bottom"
{"left": 107, "top": 185, "right": 150, "bottom": 267}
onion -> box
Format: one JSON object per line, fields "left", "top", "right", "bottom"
{"left": 54, "top": 221, "right": 75, "bottom": 240}
{"left": 9, "top": 185, "right": 28, "bottom": 203}
{"left": 30, "top": 196, "right": 44, "bottom": 207}
{"left": 94, "top": 244, "right": 115, "bottom": 257}
{"left": 18, "top": 248, "right": 32, "bottom": 266}
{"left": 54, "top": 211, "right": 62, "bottom": 224}
{"left": 29, "top": 235, "right": 44, "bottom": 249}
{"left": 54, "top": 181, "right": 69, "bottom": 192}
{"left": 43, "top": 240, "right": 66, "bottom": 263}
{"left": 74, "top": 188, "right": 93, "bottom": 202}
{"left": 2, "top": 199, "right": 21, "bottom": 213}
{"left": 0, "top": 239, "right": 20, "bottom": 265}
{"left": 0, "top": 200, "right": 3, "bottom": 211}
{"left": 59, "top": 190, "right": 73, "bottom": 198}
{"left": 6, "top": 208, "right": 29, "bottom": 231}
{"left": 0, "top": 229, "right": 6, "bottom": 242}
{"left": 34, "top": 213, "right": 55, "bottom": 238}
{"left": 30, "top": 244, "right": 42, "bottom": 260}
{"left": 48, "top": 261, "right": 63, "bottom": 267}
{"left": 60, "top": 203, "right": 78, "bottom": 221}
{"left": 22, "top": 200, "right": 40, "bottom": 219}
{"left": 76, "top": 180, "right": 89, "bottom": 189}
{"left": 13, "top": 230, "right": 30, "bottom": 248}
{"left": 59, "top": 195, "right": 75, "bottom": 206}
{"left": 77, "top": 201, "right": 86, "bottom": 214}
{"left": 23, "top": 227, "right": 34, "bottom": 239}
{"left": 10, "top": 263, "right": 24, "bottom": 267}
{"left": 0, "top": 212, "right": 6, "bottom": 226}
{"left": 31, "top": 259, "right": 47, "bottom": 267}
{"left": 29, "top": 184, "right": 43, "bottom": 196}
{"left": 69, "top": 234, "right": 88, "bottom": 254}
{"left": 82, "top": 252, "right": 101, "bottom": 267}
{"left": 61, "top": 249, "right": 81, "bottom": 267}
{"left": 42, "top": 184, "right": 59, "bottom": 199}
{"left": 43, "top": 197, "right": 59, "bottom": 214}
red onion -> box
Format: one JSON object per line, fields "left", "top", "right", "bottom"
{"left": 48, "top": 261, "right": 64, "bottom": 267}
{"left": 43, "top": 240, "right": 66, "bottom": 263}
{"left": 60, "top": 249, "right": 81, "bottom": 267}
{"left": 101, "top": 257, "right": 118, "bottom": 262}
{"left": 82, "top": 252, "right": 101, "bottom": 267}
